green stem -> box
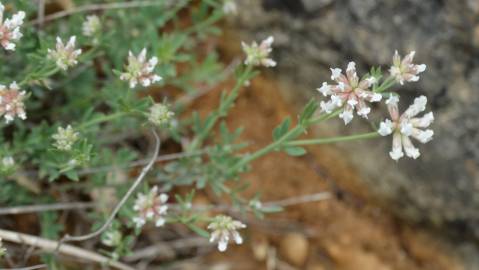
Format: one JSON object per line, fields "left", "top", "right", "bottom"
{"left": 188, "top": 65, "right": 254, "bottom": 151}
{"left": 285, "top": 131, "right": 380, "bottom": 147}
{"left": 374, "top": 76, "right": 396, "bottom": 93}
{"left": 230, "top": 125, "right": 304, "bottom": 173}
{"left": 308, "top": 109, "right": 341, "bottom": 125}
{"left": 78, "top": 111, "right": 131, "bottom": 129}
{"left": 229, "top": 109, "right": 343, "bottom": 173}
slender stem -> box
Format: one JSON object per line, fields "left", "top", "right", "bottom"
{"left": 78, "top": 111, "right": 130, "bottom": 129}
{"left": 188, "top": 65, "right": 253, "bottom": 151}
{"left": 230, "top": 109, "right": 341, "bottom": 173}
{"left": 230, "top": 124, "right": 304, "bottom": 173}
{"left": 58, "top": 130, "right": 160, "bottom": 245}
{"left": 374, "top": 76, "right": 396, "bottom": 93}
{"left": 286, "top": 131, "right": 380, "bottom": 147}
{"left": 308, "top": 109, "right": 341, "bottom": 125}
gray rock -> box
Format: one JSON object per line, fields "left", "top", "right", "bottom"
{"left": 232, "top": 0, "right": 479, "bottom": 247}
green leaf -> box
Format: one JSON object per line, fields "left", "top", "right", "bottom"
{"left": 65, "top": 170, "right": 79, "bottom": 181}
{"left": 284, "top": 146, "right": 307, "bottom": 156}
{"left": 273, "top": 117, "right": 291, "bottom": 141}
{"left": 299, "top": 98, "right": 319, "bottom": 125}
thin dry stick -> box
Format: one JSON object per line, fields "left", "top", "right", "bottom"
{"left": 30, "top": 0, "right": 176, "bottom": 25}
{"left": 77, "top": 149, "right": 206, "bottom": 176}
{"left": 0, "top": 229, "right": 133, "bottom": 270}
{"left": 59, "top": 130, "right": 160, "bottom": 244}
{"left": 1, "top": 264, "right": 47, "bottom": 270}
{"left": 0, "top": 202, "right": 94, "bottom": 215}
{"left": 0, "top": 191, "right": 331, "bottom": 216}
{"left": 124, "top": 237, "right": 208, "bottom": 262}
{"left": 36, "top": 0, "right": 45, "bottom": 28}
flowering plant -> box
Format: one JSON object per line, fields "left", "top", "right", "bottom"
{"left": 0, "top": 0, "right": 433, "bottom": 268}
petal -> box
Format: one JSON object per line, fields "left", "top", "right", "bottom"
{"left": 317, "top": 82, "right": 331, "bottom": 96}
{"left": 378, "top": 119, "right": 394, "bottom": 136}
{"left": 339, "top": 106, "right": 354, "bottom": 125}
{"left": 402, "top": 135, "right": 420, "bottom": 159}
{"left": 330, "top": 68, "right": 342, "bottom": 80}
{"left": 411, "top": 112, "right": 434, "bottom": 128}
{"left": 404, "top": 95, "right": 427, "bottom": 118}
{"left": 389, "top": 132, "right": 404, "bottom": 161}
{"left": 412, "top": 129, "right": 434, "bottom": 143}
{"left": 218, "top": 240, "right": 228, "bottom": 252}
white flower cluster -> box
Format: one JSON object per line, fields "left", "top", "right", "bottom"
{"left": 0, "top": 3, "right": 25, "bottom": 51}
{"left": 242, "top": 36, "right": 276, "bottom": 67}
{"left": 48, "top": 36, "right": 82, "bottom": 71}
{"left": 378, "top": 95, "right": 434, "bottom": 160}
{"left": 120, "top": 48, "right": 162, "bottom": 89}
{"left": 318, "top": 62, "right": 382, "bottom": 124}
{"left": 82, "top": 15, "right": 101, "bottom": 37}
{"left": 148, "top": 103, "right": 175, "bottom": 127}
{"left": 318, "top": 51, "right": 433, "bottom": 160}
{"left": 132, "top": 186, "right": 169, "bottom": 228}
{"left": 0, "top": 82, "right": 26, "bottom": 123}
{"left": 208, "top": 215, "right": 246, "bottom": 252}
{"left": 52, "top": 125, "right": 79, "bottom": 151}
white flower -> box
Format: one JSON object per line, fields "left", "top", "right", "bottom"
{"left": 389, "top": 51, "right": 426, "bottom": 85}
{"left": 207, "top": 215, "right": 246, "bottom": 252}
{"left": 120, "top": 48, "right": 162, "bottom": 89}
{"left": 379, "top": 95, "right": 434, "bottom": 161}
{"left": 0, "top": 3, "right": 25, "bottom": 51}
{"left": 133, "top": 186, "right": 168, "bottom": 228}
{"left": 0, "top": 237, "right": 6, "bottom": 257}
{"left": 318, "top": 61, "right": 382, "bottom": 124}
{"left": 242, "top": 36, "right": 276, "bottom": 67}
{"left": 102, "top": 230, "right": 122, "bottom": 247}
{"left": 82, "top": 15, "right": 101, "bottom": 37}
{"left": 0, "top": 82, "right": 26, "bottom": 123}
{"left": 148, "top": 103, "right": 174, "bottom": 126}
{"left": 52, "top": 125, "right": 79, "bottom": 151}
{"left": 48, "top": 36, "right": 82, "bottom": 70}
{"left": 223, "top": 0, "right": 237, "bottom": 14}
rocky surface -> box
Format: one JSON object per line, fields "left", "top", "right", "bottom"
{"left": 230, "top": 0, "right": 479, "bottom": 245}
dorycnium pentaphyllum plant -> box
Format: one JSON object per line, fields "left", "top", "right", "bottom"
{"left": 0, "top": 0, "right": 434, "bottom": 268}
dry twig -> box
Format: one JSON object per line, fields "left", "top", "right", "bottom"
{"left": 0, "top": 228, "right": 133, "bottom": 270}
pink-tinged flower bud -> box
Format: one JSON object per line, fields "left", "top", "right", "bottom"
{"left": 207, "top": 215, "right": 246, "bottom": 252}
{"left": 119, "top": 48, "right": 162, "bottom": 89}
{"left": 0, "top": 82, "right": 26, "bottom": 123}
{"left": 242, "top": 36, "right": 276, "bottom": 67}
{"left": 132, "top": 186, "right": 168, "bottom": 228}
{"left": 0, "top": 3, "right": 25, "bottom": 51}
{"left": 379, "top": 94, "right": 434, "bottom": 161}
{"left": 389, "top": 51, "right": 426, "bottom": 85}
{"left": 48, "top": 36, "right": 82, "bottom": 70}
